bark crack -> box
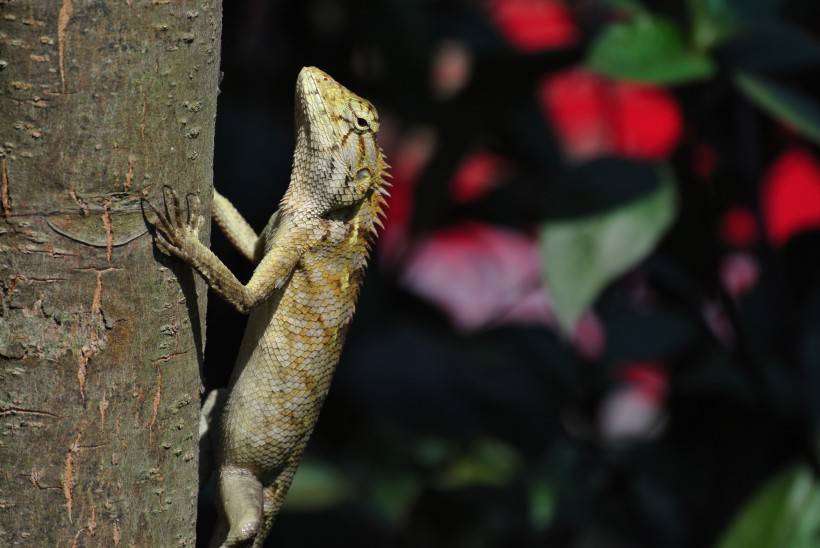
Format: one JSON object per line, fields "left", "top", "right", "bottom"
{"left": 1, "top": 157, "right": 11, "bottom": 216}
{"left": 101, "top": 200, "right": 113, "bottom": 261}
{"left": 124, "top": 155, "right": 135, "bottom": 191}
{"left": 146, "top": 368, "right": 162, "bottom": 430}
{"left": 62, "top": 433, "right": 81, "bottom": 523}
{"left": 58, "top": 0, "right": 74, "bottom": 93}
{"left": 0, "top": 405, "right": 61, "bottom": 418}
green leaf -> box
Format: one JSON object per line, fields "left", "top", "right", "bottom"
{"left": 529, "top": 479, "right": 556, "bottom": 530}
{"left": 414, "top": 437, "right": 451, "bottom": 467}
{"left": 587, "top": 16, "right": 716, "bottom": 84}
{"left": 735, "top": 72, "right": 820, "bottom": 146}
{"left": 602, "top": 0, "right": 647, "bottom": 14}
{"left": 540, "top": 169, "right": 677, "bottom": 333}
{"left": 436, "top": 438, "right": 521, "bottom": 489}
{"left": 283, "top": 459, "right": 353, "bottom": 510}
{"left": 688, "top": 0, "right": 738, "bottom": 50}
{"left": 716, "top": 464, "right": 820, "bottom": 548}
{"left": 366, "top": 468, "right": 420, "bottom": 524}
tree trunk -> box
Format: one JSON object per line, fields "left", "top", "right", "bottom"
{"left": 0, "top": 1, "right": 221, "bottom": 545}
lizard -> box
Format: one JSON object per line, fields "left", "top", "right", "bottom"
{"left": 146, "top": 66, "right": 390, "bottom": 547}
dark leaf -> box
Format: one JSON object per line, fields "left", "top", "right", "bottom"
{"left": 720, "top": 22, "right": 820, "bottom": 72}
{"left": 735, "top": 72, "right": 820, "bottom": 146}
{"left": 543, "top": 158, "right": 662, "bottom": 219}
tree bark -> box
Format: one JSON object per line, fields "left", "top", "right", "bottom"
{"left": 0, "top": 1, "right": 221, "bottom": 545}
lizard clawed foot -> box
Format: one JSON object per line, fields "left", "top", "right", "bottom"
{"left": 223, "top": 519, "right": 260, "bottom": 547}
{"left": 143, "top": 185, "right": 205, "bottom": 260}
{"left": 216, "top": 469, "right": 264, "bottom": 547}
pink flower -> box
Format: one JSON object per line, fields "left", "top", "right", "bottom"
{"left": 400, "top": 223, "right": 551, "bottom": 331}
{"left": 599, "top": 362, "right": 668, "bottom": 443}
{"left": 431, "top": 40, "right": 473, "bottom": 99}
{"left": 720, "top": 253, "right": 759, "bottom": 298}
{"left": 702, "top": 301, "right": 734, "bottom": 346}
{"left": 572, "top": 312, "right": 606, "bottom": 362}
{"left": 399, "top": 222, "right": 607, "bottom": 357}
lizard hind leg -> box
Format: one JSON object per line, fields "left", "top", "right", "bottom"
{"left": 251, "top": 459, "right": 302, "bottom": 548}
{"left": 216, "top": 467, "right": 264, "bottom": 547}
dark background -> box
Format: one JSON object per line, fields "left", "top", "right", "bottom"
{"left": 198, "top": 1, "right": 820, "bottom": 547}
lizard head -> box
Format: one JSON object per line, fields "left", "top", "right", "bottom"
{"left": 287, "top": 67, "right": 389, "bottom": 226}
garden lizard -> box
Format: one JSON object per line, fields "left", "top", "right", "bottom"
{"left": 146, "top": 66, "right": 390, "bottom": 547}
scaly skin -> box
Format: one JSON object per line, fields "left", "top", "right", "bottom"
{"left": 147, "top": 67, "right": 389, "bottom": 547}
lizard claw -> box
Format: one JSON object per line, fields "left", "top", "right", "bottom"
{"left": 142, "top": 197, "right": 172, "bottom": 257}
{"left": 162, "top": 184, "right": 184, "bottom": 229}
{"left": 143, "top": 186, "right": 204, "bottom": 260}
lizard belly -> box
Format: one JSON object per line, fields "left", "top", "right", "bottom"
{"left": 218, "top": 264, "right": 355, "bottom": 477}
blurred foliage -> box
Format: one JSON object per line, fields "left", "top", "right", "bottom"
{"left": 717, "top": 464, "right": 820, "bottom": 548}
{"left": 735, "top": 72, "right": 820, "bottom": 145}
{"left": 199, "top": 0, "right": 820, "bottom": 546}
{"left": 587, "top": 15, "right": 716, "bottom": 84}
{"left": 540, "top": 167, "right": 677, "bottom": 331}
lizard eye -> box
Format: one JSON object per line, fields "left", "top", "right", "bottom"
{"left": 355, "top": 168, "right": 371, "bottom": 181}
{"left": 355, "top": 117, "right": 370, "bottom": 130}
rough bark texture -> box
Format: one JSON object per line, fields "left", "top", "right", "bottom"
{"left": 0, "top": 1, "right": 221, "bottom": 546}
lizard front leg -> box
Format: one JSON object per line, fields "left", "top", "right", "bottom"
{"left": 212, "top": 189, "right": 262, "bottom": 263}
{"left": 145, "top": 186, "right": 314, "bottom": 314}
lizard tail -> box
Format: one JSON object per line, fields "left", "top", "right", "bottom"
{"left": 199, "top": 388, "right": 226, "bottom": 486}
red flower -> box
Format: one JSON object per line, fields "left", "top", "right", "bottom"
{"left": 692, "top": 142, "right": 717, "bottom": 179}
{"left": 450, "top": 150, "right": 508, "bottom": 204}
{"left": 538, "top": 69, "right": 682, "bottom": 161}
{"left": 720, "top": 207, "right": 758, "bottom": 247}
{"left": 761, "top": 148, "right": 820, "bottom": 246}
{"left": 488, "top": 0, "right": 579, "bottom": 52}
{"left": 612, "top": 83, "right": 682, "bottom": 159}
{"left": 620, "top": 362, "right": 668, "bottom": 403}
{"left": 538, "top": 70, "right": 612, "bottom": 160}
